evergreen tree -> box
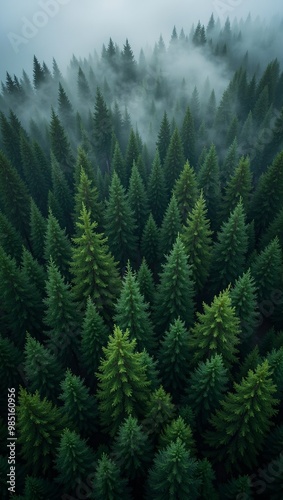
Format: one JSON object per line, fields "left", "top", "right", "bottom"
{"left": 50, "top": 155, "right": 73, "bottom": 233}
{"left": 221, "top": 137, "right": 239, "bottom": 185}
{"left": 230, "top": 270, "right": 258, "bottom": 347}
{"left": 49, "top": 109, "right": 74, "bottom": 178}
{"left": 111, "top": 141, "right": 126, "bottom": 185}
{"left": 181, "top": 106, "right": 196, "bottom": 166}
{"left": 154, "top": 236, "right": 195, "bottom": 333}
{"left": 137, "top": 258, "right": 155, "bottom": 307}
{"left": 128, "top": 162, "right": 149, "bottom": 239}
{"left": 261, "top": 206, "right": 283, "bottom": 249}
{"left": 251, "top": 237, "right": 282, "bottom": 302}
{"left": 115, "top": 263, "right": 155, "bottom": 352}
{"left": 158, "top": 318, "right": 191, "bottom": 396}
{"left": 44, "top": 210, "right": 71, "bottom": 278}
{"left": 147, "top": 150, "right": 167, "bottom": 225}
{"left": 73, "top": 146, "right": 96, "bottom": 187}
{"left": 159, "top": 416, "right": 196, "bottom": 454}
{"left": 23, "top": 333, "right": 63, "bottom": 402}
{"left": 93, "top": 87, "right": 112, "bottom": 171}
{"left": 222, "top": 156, "right": 252, "bottom": 219}
{"left": 184, "top": 354, "right": 228, "bottom": 425}
{"left": 71, "top": 204, "right": 120, "bottom": 318}
{"left": 73, "top": 167, "right": 103, "bottom": 231}
{"left": 205, "top": 361, "right": 278, "bottom": 470}
{"left": 104, "top": 171, "right": 137, "bottom": 267}
{"left": 29, "top": 199, "right": 47, "bottom": 263}
{"left": 0, "top": 335, "right": 23, "bottom": 397}
{"left": 141, "top": 213, "right": 160, "bottom": 273}
{"left": 181, "top": 192, "right": 213, "bottom": 292}
{"left": 121, "top": 39, "right": 137, "bottom": 83}
{"left": 93, "top": 453, "right": 131, "bottom": 500}
{"left": 59, "top": 369, "right": 97, "bottom": 436}
{"left": 164, "top": 128, "right": 185, "bottom": 192}
{"left": 55, "top": 429, "right": 95, "bottom": 493}
{"left": 20, "top": 133, "right": 48, "bottom": 212}
{"left": 173, "top": 161, "right": 198, "bottom": 223}
{"left": 143, "top": 385, "right": 175, "bottom": 436}
{"left": 198, "top": 144, "right": 220, "bottom": 227}
{"left": 96, "top": 326, "right": 150, "bottom": 436}
{"left": 58, "top": 82, "right": 73, "bottom": 126}
{"left": 79, "top": 298, "right": 110, "bottom": 381}
{"left": 147, "top": 438, "right": 200, "bottom": 500}
{"left": 0, "top": 211, "right": 23, "bottom": 262}
{"left": 77, "top": 66, "right": 91, "bottom": 100}
{"left": 157, "top": 111, "right": 171, "bottom": 164}
{"left": 188, "top": 289, "right": 240, "bottom": 368}
{"left": 17, "top": 388, "right": 66, "bottom": 473}
{"left": 124, "top": 129, "right": 140, "bottom": 184}
{"left": 112, "top": 416, "right": 152, "bottom": 479}
{"left": 210, "top": 200, "right": 248, "bottom": 292}
{"left": 159, "top": 193, "right": 182, "bottom": 258}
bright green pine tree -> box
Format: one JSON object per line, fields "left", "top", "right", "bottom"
{"left": 157, "top": 111, "right": 171, "bottom": 165}
{"left": 124, "top": 128, "right": 140, "bottom": 184}
{"left": 188, "top": 289, "right": 240, "bottom": 368}
{"left": 44, "top": 259, "right": 81, "bottom": 363}
{"left": 44, "top": 210, "right": 71, "bottom": 279}
{"left": 23, "top": 333, "right": 63, "bottom": 403}
{"left": 142, "top": 385, "right": 175, "bottom": 436}
{"left": 115, "top": 263, "right": 155, "bottom": 352}
{"left": 250, "top": 151, "right": 283, "bottom": 237}
{"left": 141, "top": 213, "right": 160, "bottom": 273}
{"left": 0, "top": 150, "right": 30, "bottom": 240}
{"left": 73, "top": 146, "right": 96, "bottom": 188}
{"left": 147, "top": 150, "right": 167, "bottom": 225}
{"left": 17, "top": 388, "right": 67, "bottom": 473}
{"left": 154, "top": 236, "right": 195, "bottom": 334}
{"left": 181, "top": 105, "right": 196, "bottom": 166}
{"left": 29, "top": 199, "right": 47, "bottom": 263}
{"left": 79, "top": 297, "right": 110, "bottom": 381}
{"left": 198, "top": 144, "right": 221, "bottom": 228}
{"left": 111, "top": 141, "right": 126, "bottom": 185}
{"left": 71, "top": 204, "right": 121, "bottom": 318}
{"left": 0, "top": 211, "right": 23, "bottom": 263}
{"left": 104, "top": 171, "right": 137, "bottom": 267}
{"left": 0, "top": 246, "right": 43, "bottom": 347}
{"left": 55, "top": 429, "right": 95, "bottom": 494}
{"left": 158, "top": 318, "right": 191, "bottom": 396}
{"left": 137, "top": 258, "right": 155, "bottom": 307}
{"left": 112, "top": 415, "right": 152, "bottom": 479}
{"left": 164, "top": 127, "right": 186, "bottom": 192}
{"left": 73, "top": 167, "right": 103, "bottom": 233}
{"left": 210, "top": 200, "right": 248, "bottom": 293}
{"left": 51, "top": 155, "right": 73, "bottom": 233}
{"left": 96, "top": 326, "right": 150, "bottom": 436}
{"left": 92, "top": 453, "right": 131, "bottom": 500}
{"left": 147, "top": 438, "right": 200, "bottom": 500}
{"left": 221, "top": 156, "right": 252, "bottom": 219}
{"left": 251, "top": 237, "right": 282, "bottom": 302}
{"left": 181, "top": 192, "right": 213, "bottom": 292}
{"left": 173, "top": 161, "right": 198, "bottom": 223}
{"left": 128, "top": 162, "right": 149, "bottom": 239}
{"left": 205, "top": 361, "right": 278, "bottom": 471}
{"left": 59, "top": 369, "right": 97, "bottom": 436}
{"left": 230, "top": 270, "right": 258, "bottom": 349}
{"left": 159, "top": 193, "right": 182, "bottom": 258}
{"left": 184, "top": 354, "right": 228, "bottom": 425}
{"left": 159, "top": 416, "right": 196, "bottom": 455}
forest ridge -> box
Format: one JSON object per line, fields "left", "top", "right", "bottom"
{"left": 1, "top": 12, "right": 283, "bottom": 499}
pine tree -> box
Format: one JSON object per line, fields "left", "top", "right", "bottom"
{"left": 222, "top": 156, "right": 252, "bottom": 219}
{"left": 71, "top": 204, "right": 120, "bottom": 318}
{"left": 158, "top": 318, "right": 191, "bottom": 396}
{"left": 251, "top": 237, "right": 282, "bottom": 302}
{"left": 230, "top": 270, "right": 258, "bottom": 348}
{"left": 51, "top": 155, "right": 73, "bottom": 233}
{"left": 44, "top": 210, "right": 71, "bottom": 278}
{"left": 173, "top": 161, "right": 198, "bottom": 223}
{"left": 147, "top": 150, "right": 167, "bottom": 225}
{"left": 137, "top": 258, "right": 155, "bottom": 307}
{"left": 55, "top": 429, "right": 95, "bottom": 493}
{"left": 73, "top": 146, "right": 96, "bottom": 187}
{"left": 184, "top": 354, "right": 228, "bottom": 425}
{"left": 124, "top": 129, "right": 140, "bottom": 184}
{"left": 96, "top": 326, "right": 150, "bottom": 436}
{"left": 147, "top": 438, "right": 200, "bottom": 500}
{"left": 93, "top": 453, "right": 131, "bottom": 500}
{"left": 58, "top": 82, "right": 73, "bottom": 126}
{"left": 59, "top": 369, "right": 97, "bottom": 436}
{"left": 188, "top": 289, "right": 240, "bottom": 368}
{"left": 181, "top": 192, "right": 213, "bottom": 292}
{"left": 128, "top": 162, "right": 149, "bottom": 239}
{"left": 93, "top": 87, "right": 112, "bottom": 172}
{"left": 73, "top": 167, "right": 103, "bottom": 231}
{"left": 112, "top": 416, "right": 152, "bottom": 479}
{"left": 210, "top": 200, "right": 248, "bottom": 292}
{"left": 143, "top": 385, "right": 175, "bottom": 436}
{"left": 104, "top": 171, "right": 137, "bottom": 267}
{"left": 79, "top": 298, "right": 110, "bottom": 381}
{"left": 164, "top": 128, "right": 185, "bottom": 192}
{"left": 115, "top": 263, "right": 155, "bottom": 352}
{"left": 154, "top": 236, "right": 195, "bottom": 333}
{"left": 198, "top": 144, "right": 220, "bottom": 227}
{"left": 23, "top": 333, "right": 63, "bottom": 403}
{"left": 0, "top": 335, "right": 23, "bottom": 397}
{"left": 181, "top": 106, "right": 196, "bottom": 166}
{"left": 111, "top": 141, "right": 126, "bottom": 185}
{"left": 159, "top": 416, "right": 196, "bottom": 454}
{"left": 141, "top": 213, "right": 160, "bottom": 273}
{"left": 20, "top": 133, "right": 48, "bottom": 212}
{"left": 121, "top": 39, "right": 137, "bottom": 83}
{"left": 159, "top": 194, "right": 182, "bottom": 258}
{"left": 0, "top": 211, "right": 23, "bottom": 262}
{"left": 19, "top": 475, "right": 57, "bottom": 500}
{"left": 205, "top": 361, "right": 278, "bottom": 470}
{"left": 77, "top": 66, "right": 91, "bottom": 100}
{"left": 261, "top": 206, "right": 283, "bottom": 249}
{"left": 17, "top": 388, "right": 66, "bottom": 473}
{"left": 157, "top": 112, "right": 171, "bottom": 164}
{"left": 49, "top": 109, "right": 74, "bottom": 178}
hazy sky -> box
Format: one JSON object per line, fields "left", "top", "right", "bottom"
{"left": 0, "top": 0, "right": 282, "bottom": 82}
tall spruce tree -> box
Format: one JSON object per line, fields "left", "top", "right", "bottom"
{"left": 221, "top": 156, "right": 252, "bottom": 219}
{"left": 164, "top": 128, "right": 185, "bottom": 192}
{"left": 157, "top": 111, "right": 171, "bottom": 164}
{"left": 251, "top": 237, "right": 282, "bottom": 303}
{"left": 93, "top": 453, "right": 131, "bottom": 500}
{"left": 147, "top": 150, "right": 167, "bottom": 225}
{"left": 141, "top": 213, "right": 160, "bottom": 274}
{"left": 230, "top": 270, "right": 258, "bottom": 348}
{"left": 159, "top": 193, "right": 182, "bottom": 258}
{"left": 173, "top": 161, "right": 198, "bottom": 223}
{"left": 198, "top": 144, "right": 220, "bottom": 228}
{"left": 44, "top": 210, "right": 71, "bottom": 278}
{"left": 128, "top": 162, "right": 149, "bottom": 239}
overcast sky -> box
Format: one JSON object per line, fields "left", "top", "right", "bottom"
{"left": 0, "top": 0, "right": 282, "bottom": 82}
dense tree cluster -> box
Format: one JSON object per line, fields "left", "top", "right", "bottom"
{"left": 1, "top": 13, "right": 283, "bottom": 499}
